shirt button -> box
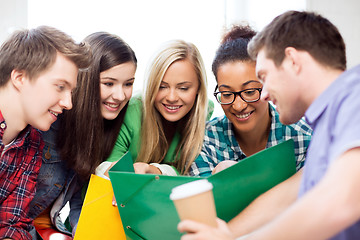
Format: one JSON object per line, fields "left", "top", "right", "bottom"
{"left": 44, "top": 147, "right": 51, "bottom": 159}
{"left": 0, "top": 123, "right": 5, "bottom": 129}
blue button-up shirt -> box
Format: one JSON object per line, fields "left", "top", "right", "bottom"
{"left": 301, "top": 65, "right": 360, "bottom": 240}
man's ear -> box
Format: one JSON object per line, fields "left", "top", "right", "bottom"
{"left": 284, "top": 47, "right": 301, "bottom": 75}
{"left": 10, "top": 69, "right": 26, "bottom": 90}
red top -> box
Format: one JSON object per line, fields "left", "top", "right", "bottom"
{"left": 0, "top": 109, "right": 43, "bottom": 239}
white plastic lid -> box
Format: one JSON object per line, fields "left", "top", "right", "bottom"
{"left": 170, "top": 179, "right": 213, "bottom": 200}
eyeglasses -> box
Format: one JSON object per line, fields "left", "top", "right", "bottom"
{"left": 214, "top": 87, "right": 262, "bottom": 105}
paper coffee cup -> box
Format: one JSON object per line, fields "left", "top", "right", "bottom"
{"left": 170, "top": 179, "right": 217, "bottom": 227}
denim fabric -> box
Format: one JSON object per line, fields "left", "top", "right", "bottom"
{"left": 28, "top": 119, "right": 84, "bottom": 237}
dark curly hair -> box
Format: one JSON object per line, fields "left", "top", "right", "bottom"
{"left": 212, "top": 24, "right": 257, "bottom": 79}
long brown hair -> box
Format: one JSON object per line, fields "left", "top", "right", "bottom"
{"left": 58, "top": 32, "right": 137, "bottom": 180}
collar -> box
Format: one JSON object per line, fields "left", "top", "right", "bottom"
{"left": 0, "top": 109, "right": 7, "bottom": 139}
{"left": 0, "top": 108, "right": 32, "bottom": 147}
{"left": 305, "top": 66, "right": 360, "bottom": 127}
{"left": 268, "top": 102, "right": 277, "bottom": 123}
{"left": 221, "top": 115, "right": 238, "bottom": 148}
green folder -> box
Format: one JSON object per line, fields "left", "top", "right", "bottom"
{"left": 109, "top": 139, "right": 296, "bottom": 240}
{"left": 112, "top": 151, "right": 135, "bottom": 173}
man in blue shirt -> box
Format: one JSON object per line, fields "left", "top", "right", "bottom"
{"left": 178, "top": 10, "right": 360, "bottom": 240}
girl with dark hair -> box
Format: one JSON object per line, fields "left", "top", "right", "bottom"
{"left": 189, "top": 24, "right": 312, "bottom": 177}
{"left": 58, "top": 32, "right": 137, "bottom": 180}
{"left": 28, "top": 32, "right": 137, "bottom": 239}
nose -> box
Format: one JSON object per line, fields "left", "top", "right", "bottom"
{"left": 260, "top": 84, "right": 270, "bottom": 102}
{"left": 59, "top": 91, "right": 73, "bottom": 110}
{"left": 166, "top": 88, "right": 178, "bottom": 102}
{"left": 113, "top": 86, "right": 126, "bottom": 101}
{"left": 232, "top": 94, "right": 248, "bottom": 111}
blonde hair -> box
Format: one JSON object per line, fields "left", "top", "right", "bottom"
{"left": 137, "top": 40, "right": 208, "bottom": 174}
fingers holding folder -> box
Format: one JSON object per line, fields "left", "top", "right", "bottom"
{"left": 76, "top": 141, "right": 296, "bottom": 239}
{"left": 107, "top": 140, "right": 296, "bottom": 239}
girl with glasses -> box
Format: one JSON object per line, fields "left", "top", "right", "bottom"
{"left": 188, "top": 24, "right": 312, "bottom": 177}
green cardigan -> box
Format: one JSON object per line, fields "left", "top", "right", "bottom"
{"left": 106, "top": 96, "right": 214, "bottom": 165}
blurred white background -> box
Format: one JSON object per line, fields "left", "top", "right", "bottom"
{"left": 1, "top": 0, "right": 359, "bottom": 117}
{"left": 1, "top": 0, "right": 359, "bottom": 223}
{"left": 26, "top": 0, "right": 305, "bottom": 118}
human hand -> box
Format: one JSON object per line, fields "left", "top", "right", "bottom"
{"left": 104, "top": 160, "right": 119, "bottom": 178}
{"left": 178, "top": 218, "right": 235, "bottom": 240}
{"left": 212, "top": 160, "right": 237, "bottom": 175}
{"left": 133, "top": 162, "right": 161, "bottom": 174}
{"left": 112, "top": 194, "right": 117, "bottom": 207}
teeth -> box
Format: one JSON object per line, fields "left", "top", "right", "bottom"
{"left": 235, "top": 112, "right": 251, "bottom": 119}
{"left": 105, "top": 103, "right": 119, "bottom": 108}
{"left": 49, "top": 110, "right": 58, "bottom": 116}
{"left": 165, "top": 105, "right": 180, "bottom": 110}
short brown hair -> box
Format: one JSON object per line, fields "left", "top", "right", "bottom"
{"left": 0, "top": 25, "right": 90, "bottom": 87}
{"left": 248, "top": 11, "right": 346, "bottom": 71}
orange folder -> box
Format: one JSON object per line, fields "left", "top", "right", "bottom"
{"left": 74, "top": 174, "right": 126, "bottom": 240}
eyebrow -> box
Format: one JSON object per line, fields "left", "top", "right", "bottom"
{"left": 218, "top": 84, "right": 231, "bottom": 89}
{"left": 218, "top": 80, "right": 261, "bottom": 89}
{"left": 101, "top": 77, "right": 135, "bottom": 82}
{"left": 160, "top": 81, "right": 193, "bottom": 86}
{"left": 243, "top": 80, "right": 261, "bottom": 86}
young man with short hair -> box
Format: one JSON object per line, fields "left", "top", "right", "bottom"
{"left": 178, "top": 10, "right": 360, "bottom": 240}
{"left": 0, "top": 26, "right": 89, "bottom": 240}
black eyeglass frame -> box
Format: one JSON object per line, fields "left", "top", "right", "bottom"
{"left": 213, "top": 86, "right": 262, "bottom": 105}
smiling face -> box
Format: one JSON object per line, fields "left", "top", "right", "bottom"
{"left": 21, "top": 52, "right": 78, "bottom": 131}
{"left": 100, "top": 62, "right": 136, "bottom": 120}
{"left": 256, "top": 49, "right": 303, "bottom": 125}
{"left": 154, "top": 59, "right": 199, "bottom": 122}
{"left": 216, "top": 61, "right": 269, "bottom": 135}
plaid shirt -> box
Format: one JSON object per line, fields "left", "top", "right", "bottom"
{"left": 189, "top": 104, "right": 312, "bottom": 177}
{"left": 0, "top": 110, "right": 43, "bottom": 240}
